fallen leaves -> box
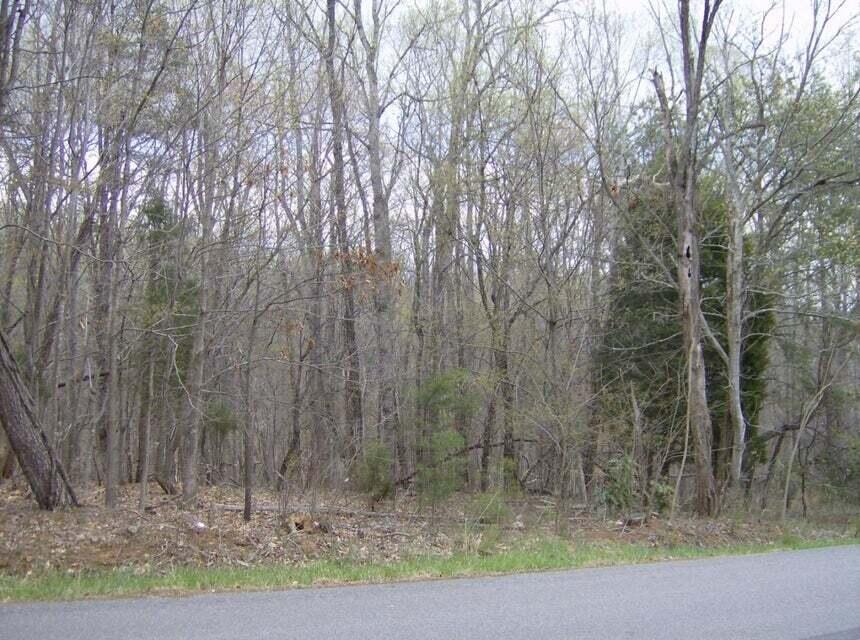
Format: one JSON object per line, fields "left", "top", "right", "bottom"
{"left": 0, "top": 482, "right": 850, "bottom": 578}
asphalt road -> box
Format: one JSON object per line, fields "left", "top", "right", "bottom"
{"left": 2, "top": 546, "right": 858, "bottom": 639}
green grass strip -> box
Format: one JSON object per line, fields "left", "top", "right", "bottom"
{"left": 1, "top": 537, "right": 855, "bottom": 603}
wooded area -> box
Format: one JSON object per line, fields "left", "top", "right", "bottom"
{"left": 0, "top": 0, "right": 857, "bottom": 520}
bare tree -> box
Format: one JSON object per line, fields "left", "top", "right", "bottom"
{"left": 325, "top": 0, "right": 364, "bottom": 467}
{"left": 0, "top": 0, "right": 80, "bottom": 509}
{"left": 651, "top": 0, "right": 723, "bottom": 515}
{"left": 712, "top": 0, "right": 859, "bottom": 488}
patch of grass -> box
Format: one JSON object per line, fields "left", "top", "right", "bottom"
{"left": 1, "top": 536, "right": 855, "bottom": 603}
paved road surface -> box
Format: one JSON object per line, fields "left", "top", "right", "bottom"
{"left": 2, "top": 546, "right": 858, "bottom": 639}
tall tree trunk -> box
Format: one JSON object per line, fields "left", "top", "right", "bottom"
{"left": 94, "top": 136, "right": 123, "bottom": 508}
{"left": 721, "top": 146, "right": 748, "bottom": 488}
{"left": 354, "top": 0, "right": 402, "bottom": 474}
{"left": 136, "top": 342, "right": 153, "bottom": 483}
{"left": 307, "top": 95, "right": 332, "bottom": 487}
{"left": 428, "top": 135, "right": 460, "bottom": 376}
{"left": 242, "top": 264, "right": 262, "bottom": 522}
{"left": 325, "top": 0, "right": 363, "bottom": 465}
{"left": 138, "top": 352, "right": 154, "bottom": 510}
{"left": 498, "top": 330, "right": 515, "bottom": 480}
{"left": 277, "top": 1, "right": 306, "bottom": 492}
{"left": 183, "top": 104, "right": 217, "bottom": 505}
{"left": 651, "top": 0, "right": 723, "bottom": 515}
{"left": 480, "top": 390, "right": 497, "bottom": 492}
{"left": 676, "top": 190, "right": 718, "bottom": 516}
{"left": 0, "top": 330, "right": 78, "bottom": 509}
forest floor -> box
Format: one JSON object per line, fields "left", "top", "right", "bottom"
{"left": 1, "top": 483, "right": 857, "bottom": 601}
{"left": 2, "top": 483, "right": 856, "bottom": 576}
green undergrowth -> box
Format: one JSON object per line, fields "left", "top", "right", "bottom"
{"left": 1, "top": 536, "right": 855, "bottom": 603}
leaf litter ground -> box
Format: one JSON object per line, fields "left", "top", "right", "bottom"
{"left": 0, "top": 483, "right": 854, "bottom": 578}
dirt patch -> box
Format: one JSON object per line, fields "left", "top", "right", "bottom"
{"left": 0, "top": 483, "right": 852, "bottom": 577}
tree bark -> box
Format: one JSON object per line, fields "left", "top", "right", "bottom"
{"left": 242, "top": 267, "right": 261, "bottom": 522}
{"left": 725, "top": 191, "right": 746, "bottom": 487}
{"left": 353, "top": 0, "right": 403, "bottom": 475}
{"left": 326, "top": 0, "right": 364, "bottom": 464}
{"left": 138, "top": 352, "right": 154, "bottom": 510}
{"left": 0, "top": 330, "right": 78, "bottom": 509}
{"left": 651, "top": 0, "right": 723, "bottom": 515}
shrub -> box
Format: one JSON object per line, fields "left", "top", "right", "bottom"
{"left": 605, "top": 455, "right": 635, "bottom": 513}
{"left": 502, "top": 457, "right": 521, "bottom": 495}
{"left": 649, "top": 478, "right": 673, "bottom": 514}
{"left": 355, "top": 441, "right": 393, "bottom": 507}
{"left": 416, "top": 430, "right": 466, "bottom": 512}
{"left": 416, "top": 369, "right": 479, "bottom": 419}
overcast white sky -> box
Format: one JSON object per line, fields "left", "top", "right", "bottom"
{"left": 600, "top": 0, "right": 858, "bottom": 88}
